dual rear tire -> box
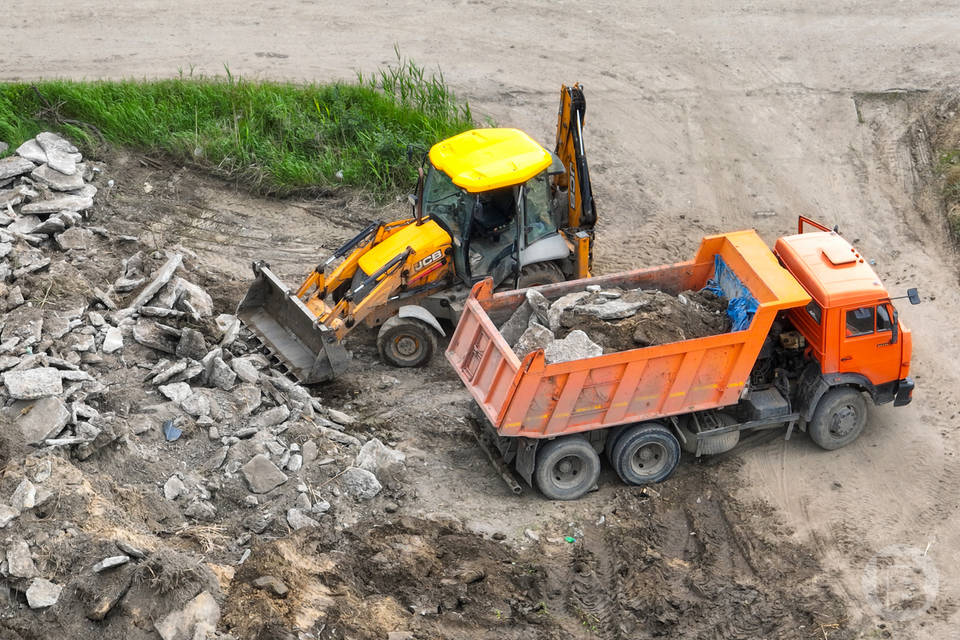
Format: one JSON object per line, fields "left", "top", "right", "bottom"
{"left": 534, "top": 423, "right": 681, "bottom": 500}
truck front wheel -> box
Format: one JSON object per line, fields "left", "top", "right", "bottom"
{"left": 534, "top": 436, "right": 601, "bottom": 500}
{"left": 809, "top": 387, "right": 868, "bottom": 450}
{"left": 611, "top": 423, "right": 681, "bottom": 486}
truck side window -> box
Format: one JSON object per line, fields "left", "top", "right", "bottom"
{"left": 876, "top": 304, "right": 892, "bottom": 332}
{"left": 846, "top": 307, "right": 875, "bottom": 336}
{"left": 805, "top": 301, "right": 822, "bottom": 324}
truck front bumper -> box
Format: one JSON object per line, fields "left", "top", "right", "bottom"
{"left": 894, "top": 377, "right": 914, "bottom": 407}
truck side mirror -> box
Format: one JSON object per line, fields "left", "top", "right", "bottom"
{"left": 907, "top": 288, "right": 920, "bottom": 305}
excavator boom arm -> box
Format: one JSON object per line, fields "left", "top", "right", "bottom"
{"left": 554, "top": 83, "right": 596, "bottom": 230}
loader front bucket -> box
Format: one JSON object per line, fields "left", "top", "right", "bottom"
{"left": 237, "top": 262, "right": 350, "bottom": 384}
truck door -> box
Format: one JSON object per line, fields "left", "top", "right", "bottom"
{"left": 837, "top": 303, "right": 900, "bottom": 386}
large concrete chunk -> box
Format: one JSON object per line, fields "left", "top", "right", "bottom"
{"left": 21, "top": 194, "right": 93, "bottom": 215}
{"left": 240, "top": 454, "right": 288, "bottom": 494}
{"left": 1, "top": 306, "right": 43, "bottom": 344}
{"left": 7, "top": 539, "right": 37, "bottom": 578}
{"left": 3, "top": 367, "right": 63, "bottom": 400}
{"left": 26, "top": 578, "right": 62, "bottom": 609}
{"left": 513, "top": 323, "right": 555, "bottom": 358}
{"left": 155, "top": 590, "right": 220, "bottom": 640}
{"left": 15, "top": 139, "right": 47, "bottom": 164}
{"left": 55, "top": 226, "right": 94, "bottom": 251}
{"left": 11, "top": 396, "right": 70, "bottom": 445}
{"left": 127, "top": 253, "right": 183, "bottom": 310}
{"left": 249, "top": 405, "right": 289, "bottom": 429}
{"left": 543, "top": 330, "right": 603, "bottom": 364}
{"left": 31, "top": 163, "right": 85, "bottom": 191}
{"left": 133, "top": 320, "right": 179, "bottom": 354}
{"left": 36, "top": 132, "right": 81, "bottom": 176}
{"left": 355, "top": 438, "right": 405, "bottom": 481}
{"left": 340, "top": 467, "right": 382, "bottom": 500}
{"left": 0, "top": 156, "right": 36, "bottom": 181}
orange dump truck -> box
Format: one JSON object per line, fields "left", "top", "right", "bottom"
{"left": 445, "top": 218, "right": 917, "bottom": 499}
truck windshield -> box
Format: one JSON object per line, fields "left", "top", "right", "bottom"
{"left": 422, "top": 167, "right": 469, "bottom": 239}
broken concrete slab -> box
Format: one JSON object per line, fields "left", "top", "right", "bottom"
{"left": 26, "top": 578, "right": 62, "bottom": 609}
{"left": 1, "top": 305, "right": 43, "bottom": 344}
{"left": 286, "top": 508, "right": 320, "bottom": 531}
{"left": 547, "top": 291, "right": 590, "bottom": 332}
{"left": 102, "top": 326, "right": 123, "bottom": 353}
{"left": 208, "top": 357, "right": 236, "bottom": 390}
{"left": 7, "top": 539, "right": 37, "bottom": 578}
{"left": 154, "top": 590, "right": 220, "bottom": 640}
{"left": 11, "top": 479, "right": 37, "bottom": 512}
{"left": 158, "top": 382, "right": 192, "bottom": 404}
{"left": 21, "top": 194, "right": 93, "bottom": 215}
{"left": 3, "top": 367, "right": 63, "bottom": 400}
{"left": 181, "top": 392, "right": 210, "bottom": 417}
{"left": 230, "top": 357, "right": 259, "bottom": 384}
{"left": 133, "top": 319, "right": 179, "bottom": 354}
{"left": 54, "top": 226, "right": 94, "bottom": 251}
{"left": 240, "top": 454, "right": 288, "bottom": 494}
{"left": 163, "top": 475, "right": 187, "bottom": 500}
{"left": 249, "top": 405, "right": 289, "bottom": 429}
{"left": 355, "top": 438, "right": 405, "bottom": 482}
{"left": 92, "top": 555, "right": 131, "bottom": 573}
{"left": 11, "top": 396, "right": 71, "bottom": 445}
{"left": 15, "top": 139, "right": 46, "bottom": 164}
{"left": 0, "top": 504, "right": 18, "bottom": 528}
{"left": 340, "top": 467, "right": 382, "bottom": 500}
{"left": 36, "top": 132, "right": 81, "bottom": 176}
{"left": 31, "top": 163, "right": 85, "bottom": 191}
{"left": 175, "top": 327, "right": 206, "bottom": 360}
{"left": 513, "top": 323, "right": 555, "bottom": 357}
{"left": 252, "top": 575, "right": 289, "bottom": 598}
{"left": 543, "top": 329, "right": 603, "bottom": 364}
{"left": 127, "top": 253, "right": 182, "bottom": 310}
{"left": 0, "top": 156, "right": 36, "bottom": 181}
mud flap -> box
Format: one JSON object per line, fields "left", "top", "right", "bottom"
{"left": 237, "top": 262, "right": 350, "bottom": 384}
{"left": 515, "top": 438, "right": 538, "bottom": 488}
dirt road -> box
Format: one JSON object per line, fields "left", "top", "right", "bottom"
{"left": 4, "top": 2, "right": 960, "bottom": 637}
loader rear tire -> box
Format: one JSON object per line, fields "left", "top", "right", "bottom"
{"left": 809, "top": 387, "right": 867, "bottom": 450}
{"left": 517, "top": 262, "right": 565, "bottom": 289}
{"left": 534, "top": 436, "right": 601, "bottom": 500}
{"left": 611, "top": 423, "right": 681, "bottom": 486}
{"left": 377, "top": 316, "right": 437, "bottom": 368}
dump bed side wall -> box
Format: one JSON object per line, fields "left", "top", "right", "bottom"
{"left": 446, "top": 230, "right": 810, "bottom": 438}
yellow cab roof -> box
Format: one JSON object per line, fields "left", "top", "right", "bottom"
{"left": 774, "top": 231, "right": 888, "bottom": 308}
{"left": 428, "top": 128, "right": 552, "bottom": 193}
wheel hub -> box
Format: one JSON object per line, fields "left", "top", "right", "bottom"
{"left": 631, "top": 442, "right": 667, "bottom": 476}
{"left": 830, "top": 404, "right": 858, "bottom": 437}
{"left": 394, "top": 335, "right": 419, "bottom": 357}
{"left": 552, "top": 454, "right": 584, "bottom": 488}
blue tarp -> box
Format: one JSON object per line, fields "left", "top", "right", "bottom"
{"left": 702, "top": 255, "right": 758, "bottom": 331}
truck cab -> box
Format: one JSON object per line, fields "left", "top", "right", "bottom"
{"left": 774, "top": 221, "right": 914, "bottom": 408}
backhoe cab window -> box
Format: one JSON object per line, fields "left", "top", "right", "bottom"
{"left": 845, "top": 306, "right": 875, "bottom": 337}
{"left": 422, "top": 168, "right": 468, "bottom": 238}
{"left": 524, "top": 172, "right": 556, "bottom": 245}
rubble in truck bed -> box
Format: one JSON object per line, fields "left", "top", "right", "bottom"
{"left": 500, "top": 284, "right": 732, "bottom": 362}
{"left": 0, "top": 134, "right": 408, "bottom": 639}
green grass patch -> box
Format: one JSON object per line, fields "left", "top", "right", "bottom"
{"left": 0, "top": 54, "right": 473, "bottom": 197}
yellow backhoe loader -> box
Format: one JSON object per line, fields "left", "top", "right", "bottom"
{"left": 237, "top": 84, "right": 598, "bottom": 383}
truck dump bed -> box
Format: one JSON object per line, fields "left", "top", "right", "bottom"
{"left": 446, "top": 230, "right": 810, "bottom": 438}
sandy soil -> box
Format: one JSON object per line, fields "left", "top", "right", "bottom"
{"left": 4, "top": 2, "right": 960, "bottom": 638}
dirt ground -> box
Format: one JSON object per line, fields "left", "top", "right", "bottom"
{"left": 4, "top": 2, "right": 960, "bottom": 639}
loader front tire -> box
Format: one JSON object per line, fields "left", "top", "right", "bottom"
{"left": 377, "top": 316, "right": 437, "bottom": 368}
{"left": 534, "top": 436, "right": 601, "bottom": 500}
{"left": 808, "top": 387, "right": 867, "bottom": 450}
{"left": 517, "top": 262, "right": 565, "bottom": 289}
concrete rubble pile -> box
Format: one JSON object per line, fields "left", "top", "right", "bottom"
{"left": 0, "top": 135, "right": 406, "bottom": 636}
{"left": 500, "top": 284, "right": 731, "bottom": 363}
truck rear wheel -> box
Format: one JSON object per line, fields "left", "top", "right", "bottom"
{"left": 376, "top": 316, "right": 438, "bottom": 368}
{"left": 611, "top": 423, "right": 681, "bottom": 486}
{"left": 809, "top": 387, "right": 867, "bottom": 450}
{"left": 534, "top": 436, "right": 601, "bottom": 500}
